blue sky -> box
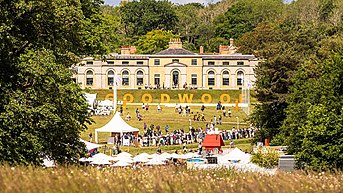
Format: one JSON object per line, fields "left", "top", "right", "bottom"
{"left": 104, "top": 0, "right": 221, "bottom": 6}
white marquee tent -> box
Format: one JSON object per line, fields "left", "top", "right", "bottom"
{"left": 84, "top": 93, "right": 97, "bottom": 109}
{"left": 95, "top": 112, "right": 139, "bottom": 143}
{"left": 80, "top": 139, "right": 103, "bottom": 150}
{"left": 220, "top": 148, "right": 251, "bottom": 162}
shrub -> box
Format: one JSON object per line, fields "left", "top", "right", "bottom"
{"left": 251, "top": 147, "right": 279, "bottom": 168}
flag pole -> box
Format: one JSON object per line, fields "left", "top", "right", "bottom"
{"left": 113, "top": 74, "right": 117, "bottom": 112}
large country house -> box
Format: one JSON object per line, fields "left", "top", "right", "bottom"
{"left": 73, "top": 39, "right": 258, "bottom": 90}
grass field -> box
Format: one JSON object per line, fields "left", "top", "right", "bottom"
{"left": 80, "top": 105, "right": 250, "bottom": 144}
{"left": 1, "top": 166, "right": 342, "bottom": 193}
{"left": 82, "top": 89, "right": 254, "bottom": 154}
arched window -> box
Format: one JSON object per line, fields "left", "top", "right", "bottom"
{"left": 136, "top": 70, "right": 144, "bottom": 86}
{"left": 237, "top": 71, "right": 244, "bottom": 86}
{"left": 208, "top": 71, "right": 215, "bottom": 86}
{"left": 107, "top": 70, "right": 115, "bottom": 86}
{"left": 86, "top": 70, "right": 93, "bottom": 86}
{"left": 122, "top": 70, "right": 129, "bottom": 86}
{"left": 222, "top": 71, "right": 230, "bottom": 86}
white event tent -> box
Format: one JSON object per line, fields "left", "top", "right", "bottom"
{"left": 95, "top": 112, "right": 139, "bottom": 143}
{"left": 84, "top": 93, "right": 97, "bottom": 109}
{"left": 80, "top": 139, "right": 103, "bottom": 151}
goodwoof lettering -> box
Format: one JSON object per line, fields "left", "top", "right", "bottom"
{"left": 105, "top": 93, "right": 242, "bottom": 103}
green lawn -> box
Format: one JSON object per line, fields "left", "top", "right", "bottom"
{"left": 81, "top": 89, "right": 254, "bottom": 153}
{"left": 81, "top": 105, "right": 250, "bottom": 143}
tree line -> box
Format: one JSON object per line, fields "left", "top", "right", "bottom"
{"left": 1, "top": 0, "right": 343, "bottom": 169}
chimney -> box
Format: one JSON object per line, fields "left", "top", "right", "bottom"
{"left": 230, "top": 38, "right": 234, "bottom": 47}
{"left": 121, "top": 46, "right": 130, "bottom": 55}
{"left": 130, "top": 46, "right": 136, "bottom": 54}
{"left": 169, "top": 38, "right": 182, "bottom": 49}
{"left": 200, "top": 46, "right": 204, "bottom": 54}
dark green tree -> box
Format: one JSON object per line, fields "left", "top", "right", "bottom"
{"left": 0, "top": 0, "right": 100, "bottom": 165}
{"left": 120, "top": 0, "right": 178, "bottom": 37}
{"left": 215, "top": 0, "right": 283, "bottom": 40}
{"left": 135, "top": 30, "right": 178, "bottom": 54}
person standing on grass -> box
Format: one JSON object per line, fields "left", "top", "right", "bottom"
{"left": 218, "top": 115, "right": 222, "bottom": 125}
{"left": 145, "top": 103, "right": 149, "bottom": 111}
{"left": 157, "top": 103, "right": 161, "bottom": 112}
{"left": 222, "top": 106, "right": 226, "bottom": 117}
{"left": 142, "top": 103, "right": 145, "bottom": 110}
{"left": 89, "top": 133, "right": 92, "bottom": 142}
{"left": 201, "top": 113, "right": 206, "bottom": 121}
{"left": 201, "top": 105, "right": 205, "bottom": 112}
{"left": 126, "top": 112, "right": 131, "bottom": 121}
{"left": 228, "top": 109, "right": 232, "bottom": 117}
{"left": 213, "top": 116, "right": 217, "bottom": 125}
{"left": 165, "top": 125, "right": 169, "bottom": 134}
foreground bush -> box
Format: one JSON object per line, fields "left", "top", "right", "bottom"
{"left": 1, "top": 166, "right": 343, "bottom": 193}
{"left": 251, "top": 147, "right": 279, "bottom": 168}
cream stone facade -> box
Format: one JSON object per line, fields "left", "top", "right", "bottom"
{"left": 74, "top": 39, "right": 258, "bottom": 90}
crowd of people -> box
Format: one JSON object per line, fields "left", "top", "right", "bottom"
{"left": 101, "top": 102, "right": 256, "bottom": 149}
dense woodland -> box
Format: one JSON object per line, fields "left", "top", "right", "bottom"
{"left": 89, "top": 0, "right": 343, "bottom": 170}
{"left": 1, "top": 0, "right": 343, "bottom": 170}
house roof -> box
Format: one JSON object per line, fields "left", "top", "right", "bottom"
{"left": 155, "top": 48, "right": 197, "bottom": 55}
{"left": 202, "top": 55, "right": 256, "bottom": 60}
{"left": 202, "top": 134, "right": 225, "bottom": 149}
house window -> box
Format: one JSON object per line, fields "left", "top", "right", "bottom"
{"left": 136, "top": 70, "right": 144, "bottom": 86}
{"left": 122, "top": 70, "right": 129, "bottom": 86}
{"left": 154, "top": 59, "right": 160, "bottom": 65}
{"left": 223, "top": 62, "right": 229, "bottom": 65}
{"left": 191, "top": 59, "right": 197, "bottom": 65}
{"left": 137, "top": 61, "right": 144, "bottom": 65}
{"left": 154, "top": 74, "right": 160, "bottom": 85}
{"left": 107, "top": 61, "right": 114, "bottom": 65}
{"left": 172, "top": 59, "right": 179, "bottom": 63}
{"left": 222, "top": 71, "right": 229, "bottom": 86}
{"left": 208, "top": 61, "right": 215, "bottom": 65}
{"left": 86, "top": 61, "right": 93, "bottom": 65}
{"left": 237, "top": 71, "right": 244, "bottom": 86}
{"left": 208, "top": 71, "right": 215, "bottom": 86}
{"left": 122, "top": 61, "right": 129, "bottom": 65}
{"left": 86, "top": 70, "right": 93, "bottom": 86}
{"left": 191, "top": 74, "right": 197, "bottom": 85}
{"left": 237, "top": 61, "right": 244, "bottom": 65}
{"left": 107, "top": 70, "right": 115, "bottom": 86}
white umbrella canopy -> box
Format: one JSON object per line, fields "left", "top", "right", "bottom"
{"left": 91, "top": 159, "right": 112, "bottom": 165}
{"left": 179, "top": 153, "right": 195, "bottom": 159}
{"left": 136, "top": 153, "right": 150, "bottom": 159}
{"left": 149, "top": 154, "right": 168, "bottom": 162}
{"left": 114, "top": 156, "right": 134, "bottom": 163}
{"left": 148, "top": 153, "right": 160, "bottom": 159}
{"left": 170, "top": 153, "right": 180, "bottom": 159}
{"left": 160, "top": 152, "right": 171, "bottom": 159}
{"left": 111, "top": 160, "right": 132, "bottom": 167}
{"left": 144, "top": 158, "right": 166, "bottom": 166}
{"left": 223, "top": 148, "right": 251, "bottom": 161}
{"left": 117, "top": 152, "right": 132, "bottom": 158}
{"left": 80, "top": 139, "right": 103, "bottom": 151}
{"left": 133, "top": 156, "right": 149, "bottom": 163}
{"left": 91, "top": 153, "right": 116, "bottom": 161}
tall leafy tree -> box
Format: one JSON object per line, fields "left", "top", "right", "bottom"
{"left": 0, "top": 0, "right": 101, "bottom": 165}
{"left": 135, "top": 30, "right": 178, "bottom": 54}
{"left": 120, "top": 0, "right": 178, "bottom": 37}
{"left": 215, "top": 0, "right": 283, "bottom": 40}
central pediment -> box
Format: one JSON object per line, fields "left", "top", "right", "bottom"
{"left": 164, "top": 62, "right": 187, "bottom": 67}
